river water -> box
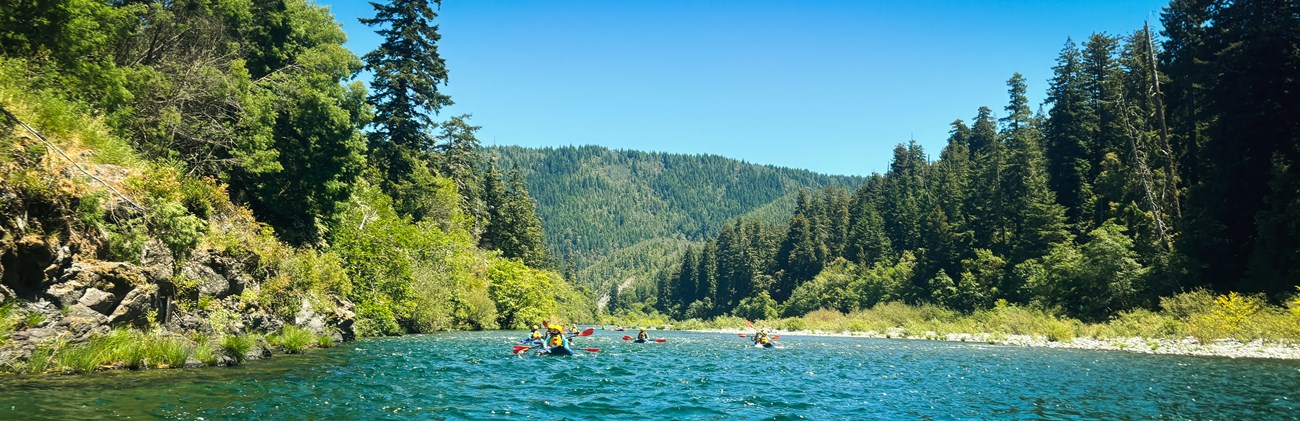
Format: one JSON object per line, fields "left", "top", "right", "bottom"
{"left": 1, "top": 330, "right": 1297, "bottom": 419}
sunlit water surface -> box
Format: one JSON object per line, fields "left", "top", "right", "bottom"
{"left": 1, "top": 331, "right": 1297, "bottom": 419}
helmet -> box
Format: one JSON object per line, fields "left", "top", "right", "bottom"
{"left": 549, "top": 324, "right": 563, "bottom": 332}
{"left": 639, "top": 327, "right": 646, "bottom": 331}
{"left": 532, "top": 325, "right": 539, "bottom": 330}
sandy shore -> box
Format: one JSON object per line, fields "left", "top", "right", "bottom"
{"left": 683, "top": 327, "right": 1300, "bottom": 360}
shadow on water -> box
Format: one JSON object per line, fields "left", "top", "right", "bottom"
{"left": 1, "top": 330, "right": 1297, "bottom": 419}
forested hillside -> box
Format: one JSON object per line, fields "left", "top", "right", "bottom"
{"left": 642, "top": 5, "right": 1300, "bottom": 323}
{"left": 492, "top": 145, "right": 864, "bottom": 297}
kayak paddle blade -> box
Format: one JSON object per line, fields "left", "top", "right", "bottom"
{"left": 581, "top": 348, "right": 600, "bottom": 353}
{"left": 655, "top": 338, "right": 666, "bottom": 343}
{"left": 622, "top": 336, "right": 632, "bottom": 340}
{"left": 512, "top": 345, "right": 532, "bottom": 354}
{"left": 579, "top": 328, "right": 595, "bottom": 337}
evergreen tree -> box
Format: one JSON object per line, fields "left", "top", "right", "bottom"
{"left": 696, "top": 241, "right": 719, "bottom": 315}
{"left": 926, "top": 127, "right": 974, "bottom": 280}
{"left": 967, "top": 107, "right": 1009, "bottom": 255}
{"left": 361, "top": 0, "right": 453, "bottom": 217}
{"left": 882, "top": 141, "right": 929, "bottom": 252}
{"left": 775, "top": 213, "right": 822, "bottom": 301}
{"left": 999, "top": 74, "right": 1071, "bottom": 300}
{"left": 1045, "top": 38, "right": 1097, "bottom": 231}
{"left": 435, "top": 115, "right": 486, "bottom": 227}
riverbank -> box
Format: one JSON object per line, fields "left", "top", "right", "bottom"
{"left": 689, "top": 327, "right": 1300, "bottom": 360}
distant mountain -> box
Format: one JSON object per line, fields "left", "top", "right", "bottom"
{"left": 492, "top": 145, "right": 865, "bottom": 299}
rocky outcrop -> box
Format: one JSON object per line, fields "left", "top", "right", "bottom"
{"left": 0, "top": 246, "right": 356, "bottom": 370}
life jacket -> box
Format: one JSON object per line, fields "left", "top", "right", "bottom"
{"left": 531, "top": 330, "right": 542, "bottom": 339}
{"left": 757, "top": 335, "right": 770, "bottom": 344}
{"left": 637, "top": 331, "right": 648, "bottom": 340}
{"left": 548, "top": 333, "right": 566, "bottom": 347}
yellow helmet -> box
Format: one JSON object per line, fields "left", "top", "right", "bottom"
{"left": 532, "top": 325, "right": 539, "bottom": 330}
{"left": 549, "top": 324, "right": 563, "bottom": 332}
{"left": 639, "top": 327, "right": 646, "bottom": 331}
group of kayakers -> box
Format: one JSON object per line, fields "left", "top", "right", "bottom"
{"left": 527, "top": 323, "right": 572, "bottom": 350}
{"left": 518, "top": 322, "right": 776, "bottom": 355}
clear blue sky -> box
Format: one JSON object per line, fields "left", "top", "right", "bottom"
{"left": 317, "top": 0, "right": 1169, "bottom": 176}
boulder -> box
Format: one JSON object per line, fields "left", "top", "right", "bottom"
{"left": 45, "top": 281, "right": 86, "bottom": 308}
{"left": 56, "top": 261, "right": 144, "bottom": 298}
{"left": 294, "top": 296, "right": 327, "bottom": 334}
{"left": 328, "top": 295, "right": 357, "bottom": 342}
{"left": 2, "top": 235, "right": 53, "bottom": 298}
{"left": 0, "top": 283, "right": 13, "bottom": 304}
{"left": 107, "top": 285, "right": 156, "bottom": 327}
{"left": 78, "top": 287, "right": 117, "bottom": 315}
{"left": 58, "top": 304, "right": 109, "bottom": 342}
{"left": 181, "top": 262, "right": 230, "bottom": 298}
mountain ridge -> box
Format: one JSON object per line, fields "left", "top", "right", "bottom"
{"left": 491, "top": 144, "right": 867, "bottom": 300}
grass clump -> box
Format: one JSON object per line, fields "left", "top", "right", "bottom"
{"left": 268, "top": 325, "right": 314, "bottom": 354}
{"left": 220, "top": 334, "right": 256, "bottom": 364}
{"left": 316, "top": 333, "right": 336, "bottom": 349}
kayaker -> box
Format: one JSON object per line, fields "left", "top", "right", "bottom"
{"left": 637, "top": 328, "right": 649, "bottom": 342}
{"left": 546, "top": 324, "right": 568, "bottom": 349}
{"left": 754, "top": 329, "right": 772, "bottom": 346}
{"left": 530, "top": 325, "right": 542, "bottom": 341}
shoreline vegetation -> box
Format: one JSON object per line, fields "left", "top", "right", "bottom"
{"left": 602, "top": 289, "right": 1300, "bottom": 360}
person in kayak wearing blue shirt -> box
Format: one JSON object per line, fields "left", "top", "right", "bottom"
{"left": 636, "top": 327, "right": 649, "bottom": 342}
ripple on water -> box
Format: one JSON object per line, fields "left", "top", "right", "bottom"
{"left": 1, "top": 331, "right": 1298, "bottom": 419}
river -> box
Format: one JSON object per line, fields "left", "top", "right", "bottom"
{"left": 1, "top": 330, "right": 1297, "bottom": 419}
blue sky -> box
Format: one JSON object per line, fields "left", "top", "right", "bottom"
{"left": 317, "top": 1, "right": 1169, "bottom": 176}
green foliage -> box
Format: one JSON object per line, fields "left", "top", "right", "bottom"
{"left": 149, "top": 200, "right": 208, "bottom": 273}
{"left": 316, "top": 333, "right": 336, "bottom": 349}
{"left": 192, "top": 336, "right": 220, "bottom": 366}
{"left": 486, "top": 257, "right": 558, "bottom": 329}
{"left": 51, "top": 329, "right": 196, "bottom": 373}
{"left": 262, "top": 248, "right": 352, "bottom": 321}
{"left": 220, "top": 334, "right": 256, "bottom": 364}
{"left": 733, "top": 291, "right": 780, "bottom": 322}
{"left": 268, "top": 325, "right": 315, "bottom": 354}
{"left": 361, "top": 0, "right": 452, "bottom": 152}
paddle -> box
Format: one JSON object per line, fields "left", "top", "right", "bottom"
{"left": 512, "top": 345, "right": 534, "bottom": 354}
{"left": 580, "top": 348, "right": 600, "bottom": 353}
{"left": 622, "top": 336, "right": 632, "bottom": 340}
{"left": 738, "top": 334, "right": 746, "bottom": 338}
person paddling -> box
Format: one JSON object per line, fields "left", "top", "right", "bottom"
{"left": 636, "top": 327, "right": 649, "bottom": 343}
{"left": 530, "top": 325, "right": 543, "bottom": 340}
{"left": 546, "top": 324, "right": 569, "bottom": 350}
{"left": 753, "top": 329, "right": 773, "bottom": 347}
